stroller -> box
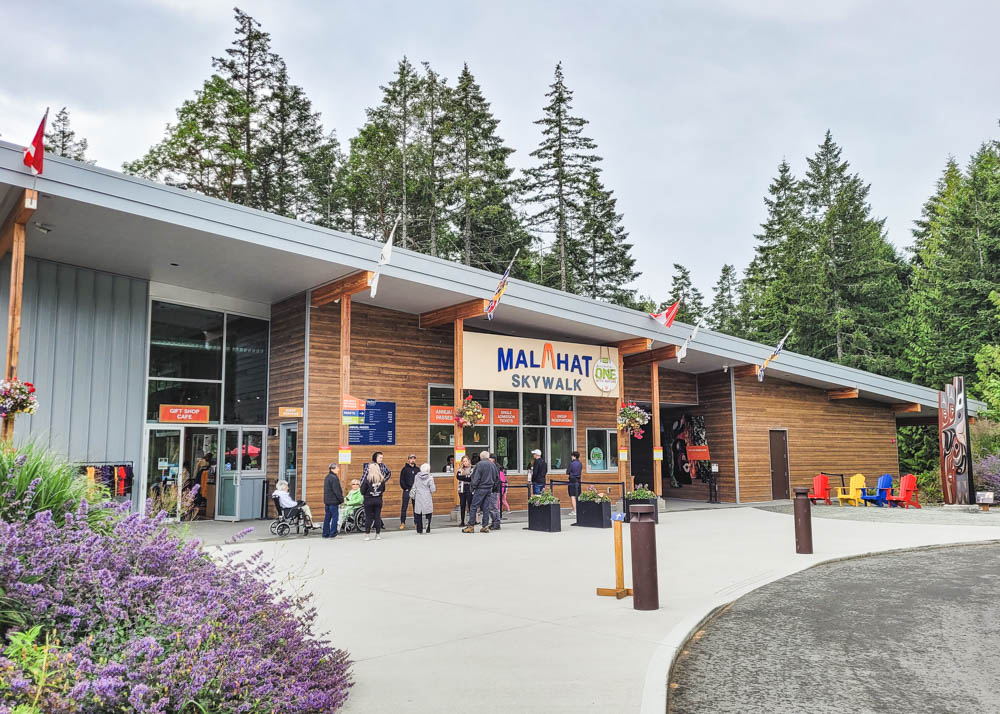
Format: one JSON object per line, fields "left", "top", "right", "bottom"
{"left": 270, "top": 495, "right": 319, "bottom": 537}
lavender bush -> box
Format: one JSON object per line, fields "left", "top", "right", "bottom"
{"left": 976, "top": 454, "right": 1000, "bottom": 500}
{"left": 0, "top": 503, "right": 352, "bottom": 713}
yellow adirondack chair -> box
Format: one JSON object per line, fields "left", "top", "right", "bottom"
{"left": 837, "top": 473, "right": 867, "bottom": 507}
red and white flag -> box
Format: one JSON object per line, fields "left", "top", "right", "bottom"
{"left": 23, "top": 109, "right": 48, "bottom": 176}
{"left": 650, "top": 301, "right": 679, "bottom": 329}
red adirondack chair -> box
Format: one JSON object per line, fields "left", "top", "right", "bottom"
{"left": 887, "top": 473, "right": 921, "bottom": 509}
{"left": 807, "top": 473, "right": 831, "bottom": 505}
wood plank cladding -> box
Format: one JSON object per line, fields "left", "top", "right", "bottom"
{"left": 694, "top": 372, "right": 737, "bottom": 503}
{"left": 623, "top": 365, "right": 698, "bottom": 405}
{"left": 266, "top": 294, "right": 306, "bottom": 508}
{"left": 733, "top": 376, "right": 899, "bottom": 503}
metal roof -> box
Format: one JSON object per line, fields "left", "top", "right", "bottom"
{"left": 0, "top": 140, "right": 982, "bottom": 418}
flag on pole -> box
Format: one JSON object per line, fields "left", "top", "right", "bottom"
{"left": 485, "top": 249, "right": 519, "bottom": 320}
{"left": 369, "top": 214, "right": 400, "bottom": 299}
{"left": 676, "top": 318, "right": 704, "bottom": 362}
{"left": 23, "top": 109, "right": 48, "bottom": 176}
{"left": 758, "top": 329, "right": 792, "bottom": 382}
{"left": 650, "top": 301, "right": 680, "bottom": 329}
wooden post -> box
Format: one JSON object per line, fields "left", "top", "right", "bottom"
{"left": 1, "top": 190, "right": 37, "bottom": 443}
{"left": 454, "top": 318, "right": 464, "bottom": 506}
{"left": 339, "top": 293, "right": 351, "bottom": 482}
{"left": 617, "top": 348, "right": 631, "bottom": 492}
{"left": 651, "top": 361, "right": 662, "bottom": 498}
{"left": 596, "top": 519, "right": 633, "bottom": 599}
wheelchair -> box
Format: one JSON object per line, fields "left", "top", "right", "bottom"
{"left": 269, "top": 496, "right": 319, "bottom": 537}
{"left": 340, "top": 502, "right": 366, "bottom": 533}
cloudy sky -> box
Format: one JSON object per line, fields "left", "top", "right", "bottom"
{"left": 1, "top": 0, "right": 997, "bottom": 299}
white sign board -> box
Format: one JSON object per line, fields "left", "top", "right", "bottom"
{"left": 976, "top": 491, "right": 995, "bottom": 504}
{"left": 462, "top": 332, "right": 620, "bottom": 398}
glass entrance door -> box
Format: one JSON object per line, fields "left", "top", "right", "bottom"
{"left": 185, "top": 427, "right": 219, "bottom": 520}
{"left": 217, "top": 427, "right": 266, "bottom": 521}
{"left": 279, "top": 422, "right": 298, "bottom": 498}
{"left": 146, "top": 428, "right": 182, "bottom": 517}
{"left": 217, "top": 429, "right": 242, "bottom": 520}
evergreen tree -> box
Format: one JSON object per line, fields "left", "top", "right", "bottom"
{"left": 45, "top": 107, "right": 91, "bottom": 162}
{"left": 345, "top": 120, "right": 399, "bottom": 240}
{"left": 664, "top": 263, "right": 705, "bottom": 323}
{"left": 975, "top": 291, "right": 1000, "bottom": 419}
{"left": 304, "top": 131, "right": 348, "bottom": 229}
{"left": 523, "top": 62, "right": 601, "bottom": 292}
{"left": 575, "top": 169, "right": 639, "bottom": 304}
{"left": 708, "top": 263, "right": 740, "bottom": 333}
{"left": 415, "top": 63, "right": 453, "bottom": 258}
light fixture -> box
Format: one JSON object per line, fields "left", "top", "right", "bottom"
{"left": 32, "top": 222, "right": 51, "bottom": 234}
{"left": 169, "top": 262, "right": 179, "bottom": 267}
{"left": 722, "top": 364, "right": 729, "bottom": 373}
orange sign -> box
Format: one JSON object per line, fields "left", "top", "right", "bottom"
{"left": 686, "top": 445, "right": 711, "bottom": 461}
{"left": 550, "top": 410, "right": 575, "bottom": 427}
{"left": 159, "top": 405, "right": 210, "bottom": 423}
{"left": 493, "top": 408, "right": 520, "bottom": 426}
{"left": 342, "top": 395, "right": 362, "bottom": 410}
{"left": 278, "top": 407, "right": 303, "bottom": 418}
{"left": 429, "top": 406, "right": 454, "bottom": 424}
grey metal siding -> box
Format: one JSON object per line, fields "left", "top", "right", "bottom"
{"left": 0, "top": 256, "right": 147, "bottom": 474}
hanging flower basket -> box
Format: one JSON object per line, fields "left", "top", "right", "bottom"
{"left": 617, "top": 401, "right": 650, "bottom": 439}
{"left": 0, "top": 379, "right": 38, "bottom": 420}
{"left": 455, "top": 395, "right": 485, "bottom": 428}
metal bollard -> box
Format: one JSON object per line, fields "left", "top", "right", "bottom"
{"left": 629, "top": 504, "right": 659, "bottom": 610}
{"left": 793, "top": 487, "right": 813, "bottom": 554}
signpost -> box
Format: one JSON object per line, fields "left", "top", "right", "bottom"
{"left": 346, "top": 399, "right": 396, "bottom": 446}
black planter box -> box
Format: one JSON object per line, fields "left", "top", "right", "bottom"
{"left": 623, "top": 497, "right": 659, "bottom": 523}
{"left": 528, "top": 503, "right": 561, "bottom": 532}
{"left": 576, "top": 500, "right": 612, "bottom": 528}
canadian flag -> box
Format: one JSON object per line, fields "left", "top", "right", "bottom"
{"left": 650, "top": 301, "right": 680, "bottom": 329}
{"left": 23, "top": 109, "right": 48, "bottom": 176}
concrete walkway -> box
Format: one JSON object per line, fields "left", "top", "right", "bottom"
{"left": 223, "top": 507, "right": 1000, "bottom": 713}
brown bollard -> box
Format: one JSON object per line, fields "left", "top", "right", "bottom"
{"left": 793, "top": 487, "right": 813, "bottom": 554}
{"left": 629, "top": 504, "right": 659, "bottom": 610}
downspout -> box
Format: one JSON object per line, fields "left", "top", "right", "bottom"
{"left": 303, "top": 290, "right": 311, "bottom": 500}
{"left": 730, "top": 369, "right": 741, "bottom": 504}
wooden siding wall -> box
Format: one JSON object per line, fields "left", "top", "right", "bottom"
{"left": 690, "top": 372, "right": 737, "bottom": 503}
{"left": 733, "top": 377, "right": 900, "bottom": 502}
{"left": 266, "top": 294, "right": 306, "bottom": 511}
{"left": 624, "top": 366, "right": 698, "bottom": 405}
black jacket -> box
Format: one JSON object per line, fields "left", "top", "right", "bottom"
{"left": 470, "top": 460, "right": 497, "bottom": 491}
{"left": 324, "top": 471, "right": 344, "bottom": 506}
{"left": 361, "top": 463, "right": 391, "bottom": 502}
{"left": 399, "top": 463, "right": 420, "bottom": 491}
{"left": 531, "top": 457, "right": 548, "bottom": 484}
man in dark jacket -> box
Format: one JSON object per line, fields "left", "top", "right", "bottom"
{"left": 399, "top": 453, "right": 420, "bottom": 530}
{"left": 530, "top": 449, "right": 548, "bottom": 495}
{"left": 323, "top": 463, "right": 344, "bottom": 538}
{"left": 463, "top": 451, "right": 497, "bottom": 533}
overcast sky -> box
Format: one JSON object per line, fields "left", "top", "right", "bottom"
{"left": 2, "top": 0, "right": 998, "bottom": 299}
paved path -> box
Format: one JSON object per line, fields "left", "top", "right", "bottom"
{"left": 669, "top": 543, "right": 1000, "bottom": 714}
{"left": 224, "top": 507, "right": 1000, "bottom": 713}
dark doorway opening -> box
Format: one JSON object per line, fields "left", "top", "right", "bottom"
{"left": 769, "top": 429, "right": 790, "bottom": 500}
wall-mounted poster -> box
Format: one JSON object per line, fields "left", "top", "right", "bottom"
{"left": 347, "top": 400, "right": 396, "bottom": 446}
{"left": 939, "top": 376, "right": 974, "bottom": 505}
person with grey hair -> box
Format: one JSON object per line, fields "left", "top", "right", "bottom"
{"left": 272, "top": 479, "right": 314, "bottom": 527}
{"left": 411, "top": 462, "right": 436, "bottom": 533}
{"left": 463, "top": 450, "right": 498, "bottom": 533}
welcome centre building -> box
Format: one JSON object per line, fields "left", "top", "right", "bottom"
{"left": 0, "top": 141, "right": 981, "bottom": 520}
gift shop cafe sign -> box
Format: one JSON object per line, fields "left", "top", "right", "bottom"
{"left": 463, "top": 332, "right": 619, "bottom": 398}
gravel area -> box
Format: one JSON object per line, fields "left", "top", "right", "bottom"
{"left": 669, "top": 543, "right": 1000, "bottom": 714}
{"left": 756, "top": 502, "right": 1000, "bottom": 527}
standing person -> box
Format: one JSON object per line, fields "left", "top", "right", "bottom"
{"left": 530, "top": 449, "right": 548, "bottom": 495}
{"left": 456, "top": 455, "right": 473, "bottom": 526}
{"left": 323, "top": 463, "right": 344, "bottom": 538}
{"left": 567, "top": 450, "right": 583, "bottom": 516}
{"left": 499, "top": 462, "right": 511, "bottom": 516}
{"left": 399, "top": 453, "right": 420, "bottom": 530}
{"left": 411, "top": 462, "right": 436, "bottom": 533}
{"left": 463, "top": 451, "right": 497, "bottom": 533}
{"left": 361, "top": 452, "right": 391, "bottom": 541}
{"left": 487, "top": 454, "right": 503, "bottom": 530}
{"left": 445, "top": 455, "right": 455, "bottom": 473}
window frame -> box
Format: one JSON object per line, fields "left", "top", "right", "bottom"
{"left": 585, "top": 428, "right": 619, "bottom": 473}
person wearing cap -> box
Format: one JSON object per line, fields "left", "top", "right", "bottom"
{"left": 530, "top": 448, "right": 548, "bottom": 495}
{"left": 399, "top": 453, "right": 420, "bottom": 530}
{"left": 323, "top": 463, "right": 344, "bottom": 538}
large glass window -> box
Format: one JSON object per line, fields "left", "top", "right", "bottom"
{"left": 147, "top": 380, "right": 221, "bottom": 423}
{"left": 494, "top": 426, "right": 519, "bottom": 472}
{"left": 523, "top": 393, "right": 547, "bottom": 425}
{"left": 224, "top": 315, "right": 269, "bottom": 424}
{"left": 550, "top": 428, "right": 574, "bottom": 470}
{"left": 523, "top": 427, "right": 546, "bottom": 468}
{"left": 587, "top": 428, "right": 617, "bottom": 471}
{"left": 149, "top": 302, "right": 224, "bottom": 380}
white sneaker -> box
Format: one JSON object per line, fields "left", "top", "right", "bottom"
{"left": 364, "top": 536, "right": 371, "bottom": 541}
{"left": 375, "top": 534, "right": 382, "bottom": 540}
{"left": 569, "top": 510, "right": 576, "bottom": 516}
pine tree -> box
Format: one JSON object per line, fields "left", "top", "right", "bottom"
{"left": 345, "top": 120, "right": 399, "bottom": 240}
{"left": 664, "top": 264, "right": 705, "bottom": 323}
{"left": 415, "top": 63, "right": 453, "bottom": 258}
{"left": 975, "top": 291, "right": 1000, "bottom": 419}
{"left": 575, "top": 169, "right": 639, "bottom": 304}
{"left": 708, "top": 263, "right": 740, "bottom": 334}
{"left": 523, "top": 62, "right": 602, "bottom": 292}
{"left": 45, "top": 107, "right": 91, "bottom": 162}
{"left": 304, "top": 131, "right": 347, "bottom": 229}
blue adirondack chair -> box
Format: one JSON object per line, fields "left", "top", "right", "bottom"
{"left": 860, "top": 473, "right": 893, "bottom": 507}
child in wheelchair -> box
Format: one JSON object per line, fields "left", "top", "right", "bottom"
{"left": 270, "top": 479, "right": 317, "bottom": 536}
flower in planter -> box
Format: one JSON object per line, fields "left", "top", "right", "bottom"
{"left": 626, "top": 486, "right": 656, "bottom": 500}
{"left": 617, "top": 401, "right": 650, "bottom": 438}
{"left": 528, "top": 489, "right": 560, "bottom": 506}
{"left": 578, "top": 486, "right": 611, "bottom": 503}
{"left": 455, "top": 395, "right": 485, "bottom": 428}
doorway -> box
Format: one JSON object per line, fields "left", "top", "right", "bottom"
{"left": 185, "top": 427, "right": 218, "bottom": 519}
{"left": 279, "top": 422, "right": 298, "bottom": 498}
{"left": 217, "top": 427, "right": 267, "bottom": 521}
{"left": 769, "top": 430, "right": 790, "bottom": 500}
{"left": 146, "top": 428, "right": 182, "bottom": 516}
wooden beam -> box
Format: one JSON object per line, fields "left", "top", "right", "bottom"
{"left": 454, "top": 318, "right": 464, "bottom": 506}
{"left": 311, "top": 271, "right": 374, "bottom": 308}
{"left": 732, "top": 364, "right": 759, "bottom": 379}
{"left": 615, "top": 338, "right": 652, "bottom": 356}
{"left": 617, "top": 347, "right": 632, "bottom": 492}
{"left": 419, "top": 299, "right": 489, "bottom": 329}
{"left": 338, "top": 293, "right": 351, "bottom": 480}
{"left": 624, "top": 344, "right": 678, "bottom": 368}
{"left": 828, "top": 388, "right": 859, "bottom": 400}
{"left": 0, "top": 189, "right": 38, "bottom": 258}
{"left": 651, "top": 361, "right": 662, "bottom": 499}
{"left": 892, "top": 403, "right": 922, "bottom": 414}
{"left": 895, "top": 415, "right": 938, "bottom": 427}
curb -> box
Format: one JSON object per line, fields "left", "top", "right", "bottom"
{"left": 646, "top": 538, "right": 1000, "bottom": 714}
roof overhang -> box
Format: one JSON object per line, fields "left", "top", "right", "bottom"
{"left": 0, "top": 141, "right": 982, "bottom": 418}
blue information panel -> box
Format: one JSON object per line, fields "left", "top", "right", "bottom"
{"left": 347, "top": 400, "right": 396, "bottom": 445}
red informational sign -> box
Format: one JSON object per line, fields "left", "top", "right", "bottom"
{"left": 686, "top": 445, "right": 711, "bottom": 461}
{"left": 159, "top": 405, "right": 210, "bottom": 423}
{"left": 429, "top": 406, "right": 455, "bottom": 424}
{"left": 493, "top": 408, "right": 520, "bottom": 426}
{"left": 550, "top": 410, "right": 575, "bottom": 427}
